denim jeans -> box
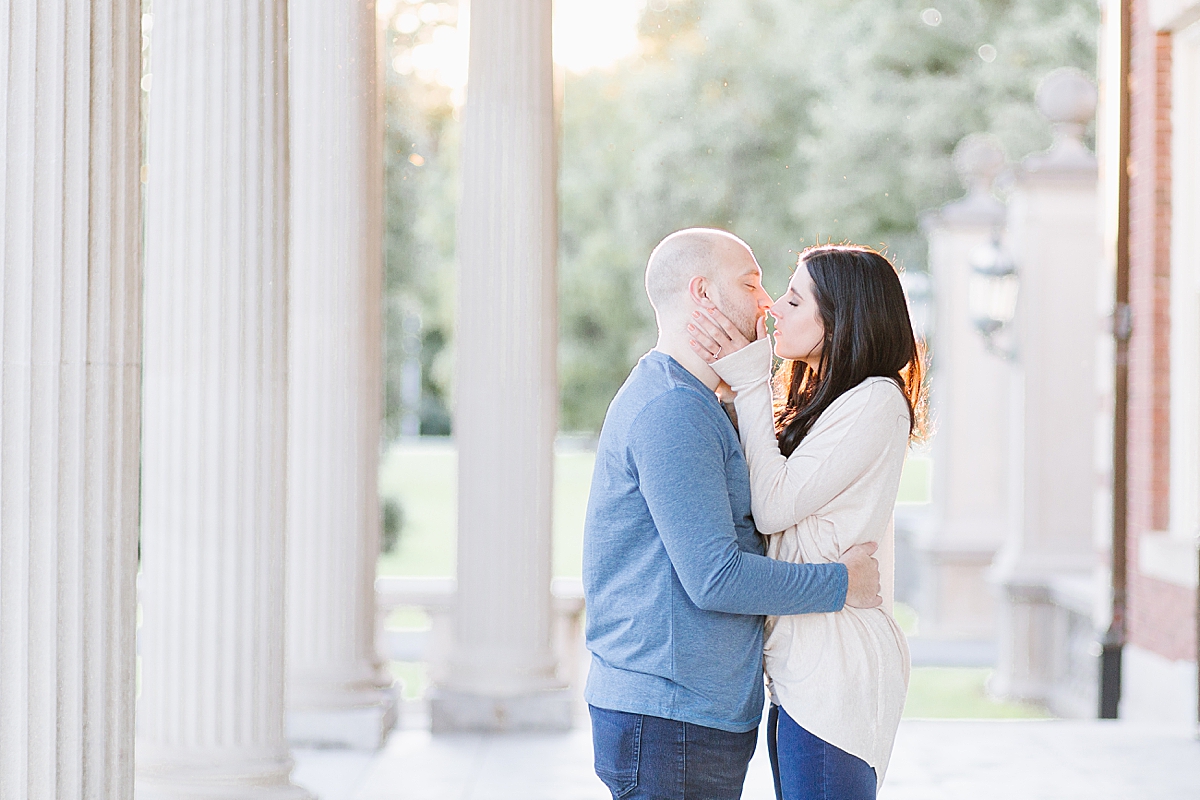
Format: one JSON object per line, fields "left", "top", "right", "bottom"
{"left": 589, "top": 705, "right": 758, "bottom": 799}
{"left": 767, "top": 704, "right": 877, "bottom": 800}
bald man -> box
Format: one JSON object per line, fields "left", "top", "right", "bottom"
{"left": 582, "top": 228, "right": 881, "bottom": 800}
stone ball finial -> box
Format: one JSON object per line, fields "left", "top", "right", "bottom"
{"left": 1024, "top": 67, "right": 1098, "bottom": 174}
{"left": 1035, "top": 67, "right": 1097, "bottom": 128}
{"left": 953, "top": 133, "right": 1006, "bottom": 196}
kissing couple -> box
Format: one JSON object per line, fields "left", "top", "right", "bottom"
{"left": 582, "top": 228, "right": 926, "bottom": 800}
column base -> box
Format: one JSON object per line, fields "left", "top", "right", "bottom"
{"left": 286, "top": 690, "right": 399, "bottom": 750}
{"left": 136, "top": 781, "right": 312, "bottom": 800}
{"left": 134, "top": 750, "right": 313, "bottom": 800}
{"left": 911, "top": 543, "right": 999, "bottom": 639}
{"left": 429, "top": 687, "right": 573, "bottom": 733}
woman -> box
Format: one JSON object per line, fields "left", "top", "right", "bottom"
{"left": 687, "top": 244, "right": 926, "bottom": 800}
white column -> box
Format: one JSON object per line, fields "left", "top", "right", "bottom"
{"left": 0, "top": 2, "right": 141, "bottom": 797}
{"left": 136, "top": 1, "right": 309, "bottom": 797}
{"left": 431, "top": 0, "right": 569, "bottom": 732}
{"left": 992, "top": 68, "right": 1103, "bottom": 704}
{"left": 917, "top": 135, "right": 1012, "bottom": 640}
{"left": 285, "top": 0, "right": 397, "bottom": 750}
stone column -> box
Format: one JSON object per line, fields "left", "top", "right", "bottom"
{"left": 431, "top": 0, "right": 569, "bottom": 732}
{"left": 991, "top": 68, "right": 1103, "bottom": 709}
{"left": 0, "top": 2, "right": 141, "bottom": 797}
{"left": 285, "top": 0, "right": 397, "bottom": 750}
{"left": 136, "top": 1, "right": 309, "bottom": 796}
{"left": 916, "top": 135, "right": 1012, "bottom": 641}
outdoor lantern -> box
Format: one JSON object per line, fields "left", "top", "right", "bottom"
{"left": 967, "top": 238, "right": 1019, "bottom": 348}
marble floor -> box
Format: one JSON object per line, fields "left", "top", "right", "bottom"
{"left": 293, "top": 714, "right": 1200, "bottom": 800}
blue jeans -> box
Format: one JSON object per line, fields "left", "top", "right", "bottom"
{"left": 589, "top": 705, "right": 758, "bottom": 799}
{"left": 767, "top": 705, "right": 876, "bottom": 800}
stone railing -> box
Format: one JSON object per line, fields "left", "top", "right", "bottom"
{"left": 375, "top": 576, "right": 587, "bottom": 691}
{"left": 994, "top": 572, "right": 1101, "bottom": 717}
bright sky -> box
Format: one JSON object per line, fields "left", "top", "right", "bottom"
{"left": 553, "top": 0, "right": 644, "bottom": 73}
{"left": 382, "top": 0, "right": 645, "bottom": 100}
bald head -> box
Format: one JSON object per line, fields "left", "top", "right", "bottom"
{"left": 645, "top": 228, "right": 753, "bottom": 315}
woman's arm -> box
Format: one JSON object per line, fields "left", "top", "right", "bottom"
{"left": 712, "top": 342, "right": 908, "bottom": 534}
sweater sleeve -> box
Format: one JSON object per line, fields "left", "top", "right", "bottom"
{"left": 628, "top": 388, "right": 847, "bottom": 616}
{"left": 712, "top": 342, "right": 909, "bottom": 537}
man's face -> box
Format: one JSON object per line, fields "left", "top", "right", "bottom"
{"left": 706, "top": 243, "right": 773, "bottom": 341}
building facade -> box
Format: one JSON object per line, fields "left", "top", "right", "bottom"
{"left": 1120, "top": 0, "right": 1200, "bottom": 725}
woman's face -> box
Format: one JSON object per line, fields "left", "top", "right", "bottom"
{"left": 770, "top": 265, "right": 825, "bottom": 367}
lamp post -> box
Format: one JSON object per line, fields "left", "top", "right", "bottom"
{"left": 968, "top": 237, "right": 1020, "bottom": 359}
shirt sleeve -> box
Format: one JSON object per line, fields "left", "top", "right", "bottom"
{"left": 713, "top": 341, "right": 911, "bottom": 536}
{"left": 628, "top": 388, "right": 847, "bottom": 616}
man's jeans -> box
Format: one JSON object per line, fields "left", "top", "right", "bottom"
{"left": 589, "top": 705, "right": 758, "bottom": 800}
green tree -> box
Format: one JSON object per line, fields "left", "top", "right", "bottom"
{"left": 556, "top": 0, "right": 1097, "bottom": 432}
{"left": 381, "top": 2, "right": 461, "bottom": 437}
{"left": 381, "top": 0, "right": 1099, "bottom": 436}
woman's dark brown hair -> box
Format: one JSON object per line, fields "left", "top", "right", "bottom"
{"left": 773, "top": 244, "right": 928, "bottom": 458}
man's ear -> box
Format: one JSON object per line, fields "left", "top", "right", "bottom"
{"left": 687, "top": 275, "right": 713, "bottom": 308}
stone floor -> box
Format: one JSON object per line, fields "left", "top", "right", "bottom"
{"left": 293, "top": 715, "right": 1200, "bottom": 800}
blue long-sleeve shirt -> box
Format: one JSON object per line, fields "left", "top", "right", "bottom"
{"left": 583, "top": 350, "right": 848, "bottom": 733}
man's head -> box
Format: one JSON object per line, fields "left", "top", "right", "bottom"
{"left": 645, "top": 228, "right": 772, "bottom": 340}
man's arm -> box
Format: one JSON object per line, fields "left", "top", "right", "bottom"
{"left": 629, "top": 389, "right": 848, "bottom": 616}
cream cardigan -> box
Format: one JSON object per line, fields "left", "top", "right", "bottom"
{"left": 712, "top": 339, "right": 911, "bottom": 787}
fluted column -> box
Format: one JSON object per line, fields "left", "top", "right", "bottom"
{"left": 432, "top": 0, "right": 569, "bottom": 732}
{"left": 917, "top": 135, "right": 1012, "bottom": 641}
{"left": 0, "top": 2, "right": 141, "bottom": 798}
{"left": 285, "top": 0, "right": 396, "bottom": 750}
{"left": 136, "top": 1, "right": 309, "bottom": 796}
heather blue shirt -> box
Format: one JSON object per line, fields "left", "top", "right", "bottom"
{"left": 583, "top": 350, "right": 848, "bottom": 733}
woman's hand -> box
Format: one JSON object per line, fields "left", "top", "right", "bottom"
{"left": 688, "top": 305, "right": 768, "bottom": 364}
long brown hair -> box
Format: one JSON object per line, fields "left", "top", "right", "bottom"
{"left": 773, "top": 245, "right": 928, "bottom": 457}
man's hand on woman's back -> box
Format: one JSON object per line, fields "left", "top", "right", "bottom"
{"left": 840, "top": 542, "right": 882, "bottom": 609}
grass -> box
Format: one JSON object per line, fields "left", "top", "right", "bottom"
{"left": 389, "top": 661, "right": 430, "bottom": 702}
{"left": 903, "top": 668, "right": 1051, "bottom": 719}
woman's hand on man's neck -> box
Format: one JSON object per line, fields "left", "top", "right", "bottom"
{"left": 654, "top": 331, "right": 723, "bottom": 392}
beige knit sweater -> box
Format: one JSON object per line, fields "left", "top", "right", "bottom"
{"left": 712, "top": 339, "right": 911, "bottom": 787}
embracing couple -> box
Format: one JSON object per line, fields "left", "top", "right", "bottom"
{"left": 582, "top": 228, "right": 925, "bottom": 800}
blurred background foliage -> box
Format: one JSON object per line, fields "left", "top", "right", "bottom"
{"left": 381, "top": 0, "right": 1098, "bottom": 437}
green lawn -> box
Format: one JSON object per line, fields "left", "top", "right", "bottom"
{"left": 903, "top": 668, "right": 1051, "bottom": 719}
{"left": 377, "top": 438, "right": 931, "bottom": 578}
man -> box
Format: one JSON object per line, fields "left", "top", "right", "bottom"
{"left": 583, "top": 228, "right": 882, "bottom": 800}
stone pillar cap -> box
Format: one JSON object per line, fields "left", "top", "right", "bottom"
{"left": 1023, "top": 67, "right": 1098, "bottom": 176}
{"left": 953, "top": 133, "right": 1007, "bottom": 196}
{"left": 1036, "top": 67, "right": 1098, "bottom": 127}
{"left": 925, "top": 133, "right": 1006, "bottom": 228}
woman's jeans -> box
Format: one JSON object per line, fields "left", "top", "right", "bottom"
{"left": 767, "top": 704, "right": 877, "bottom": 800}
{"left": 589, "top": 704, "right": 758, "bottom": 799}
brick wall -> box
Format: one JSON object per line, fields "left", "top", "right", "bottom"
{"left": 1125, "top": 0, "right": 1197, "bottom": 663}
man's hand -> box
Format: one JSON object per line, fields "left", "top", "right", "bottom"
{"left": 840, "top": 542, "right": 882, "bottom": 609}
